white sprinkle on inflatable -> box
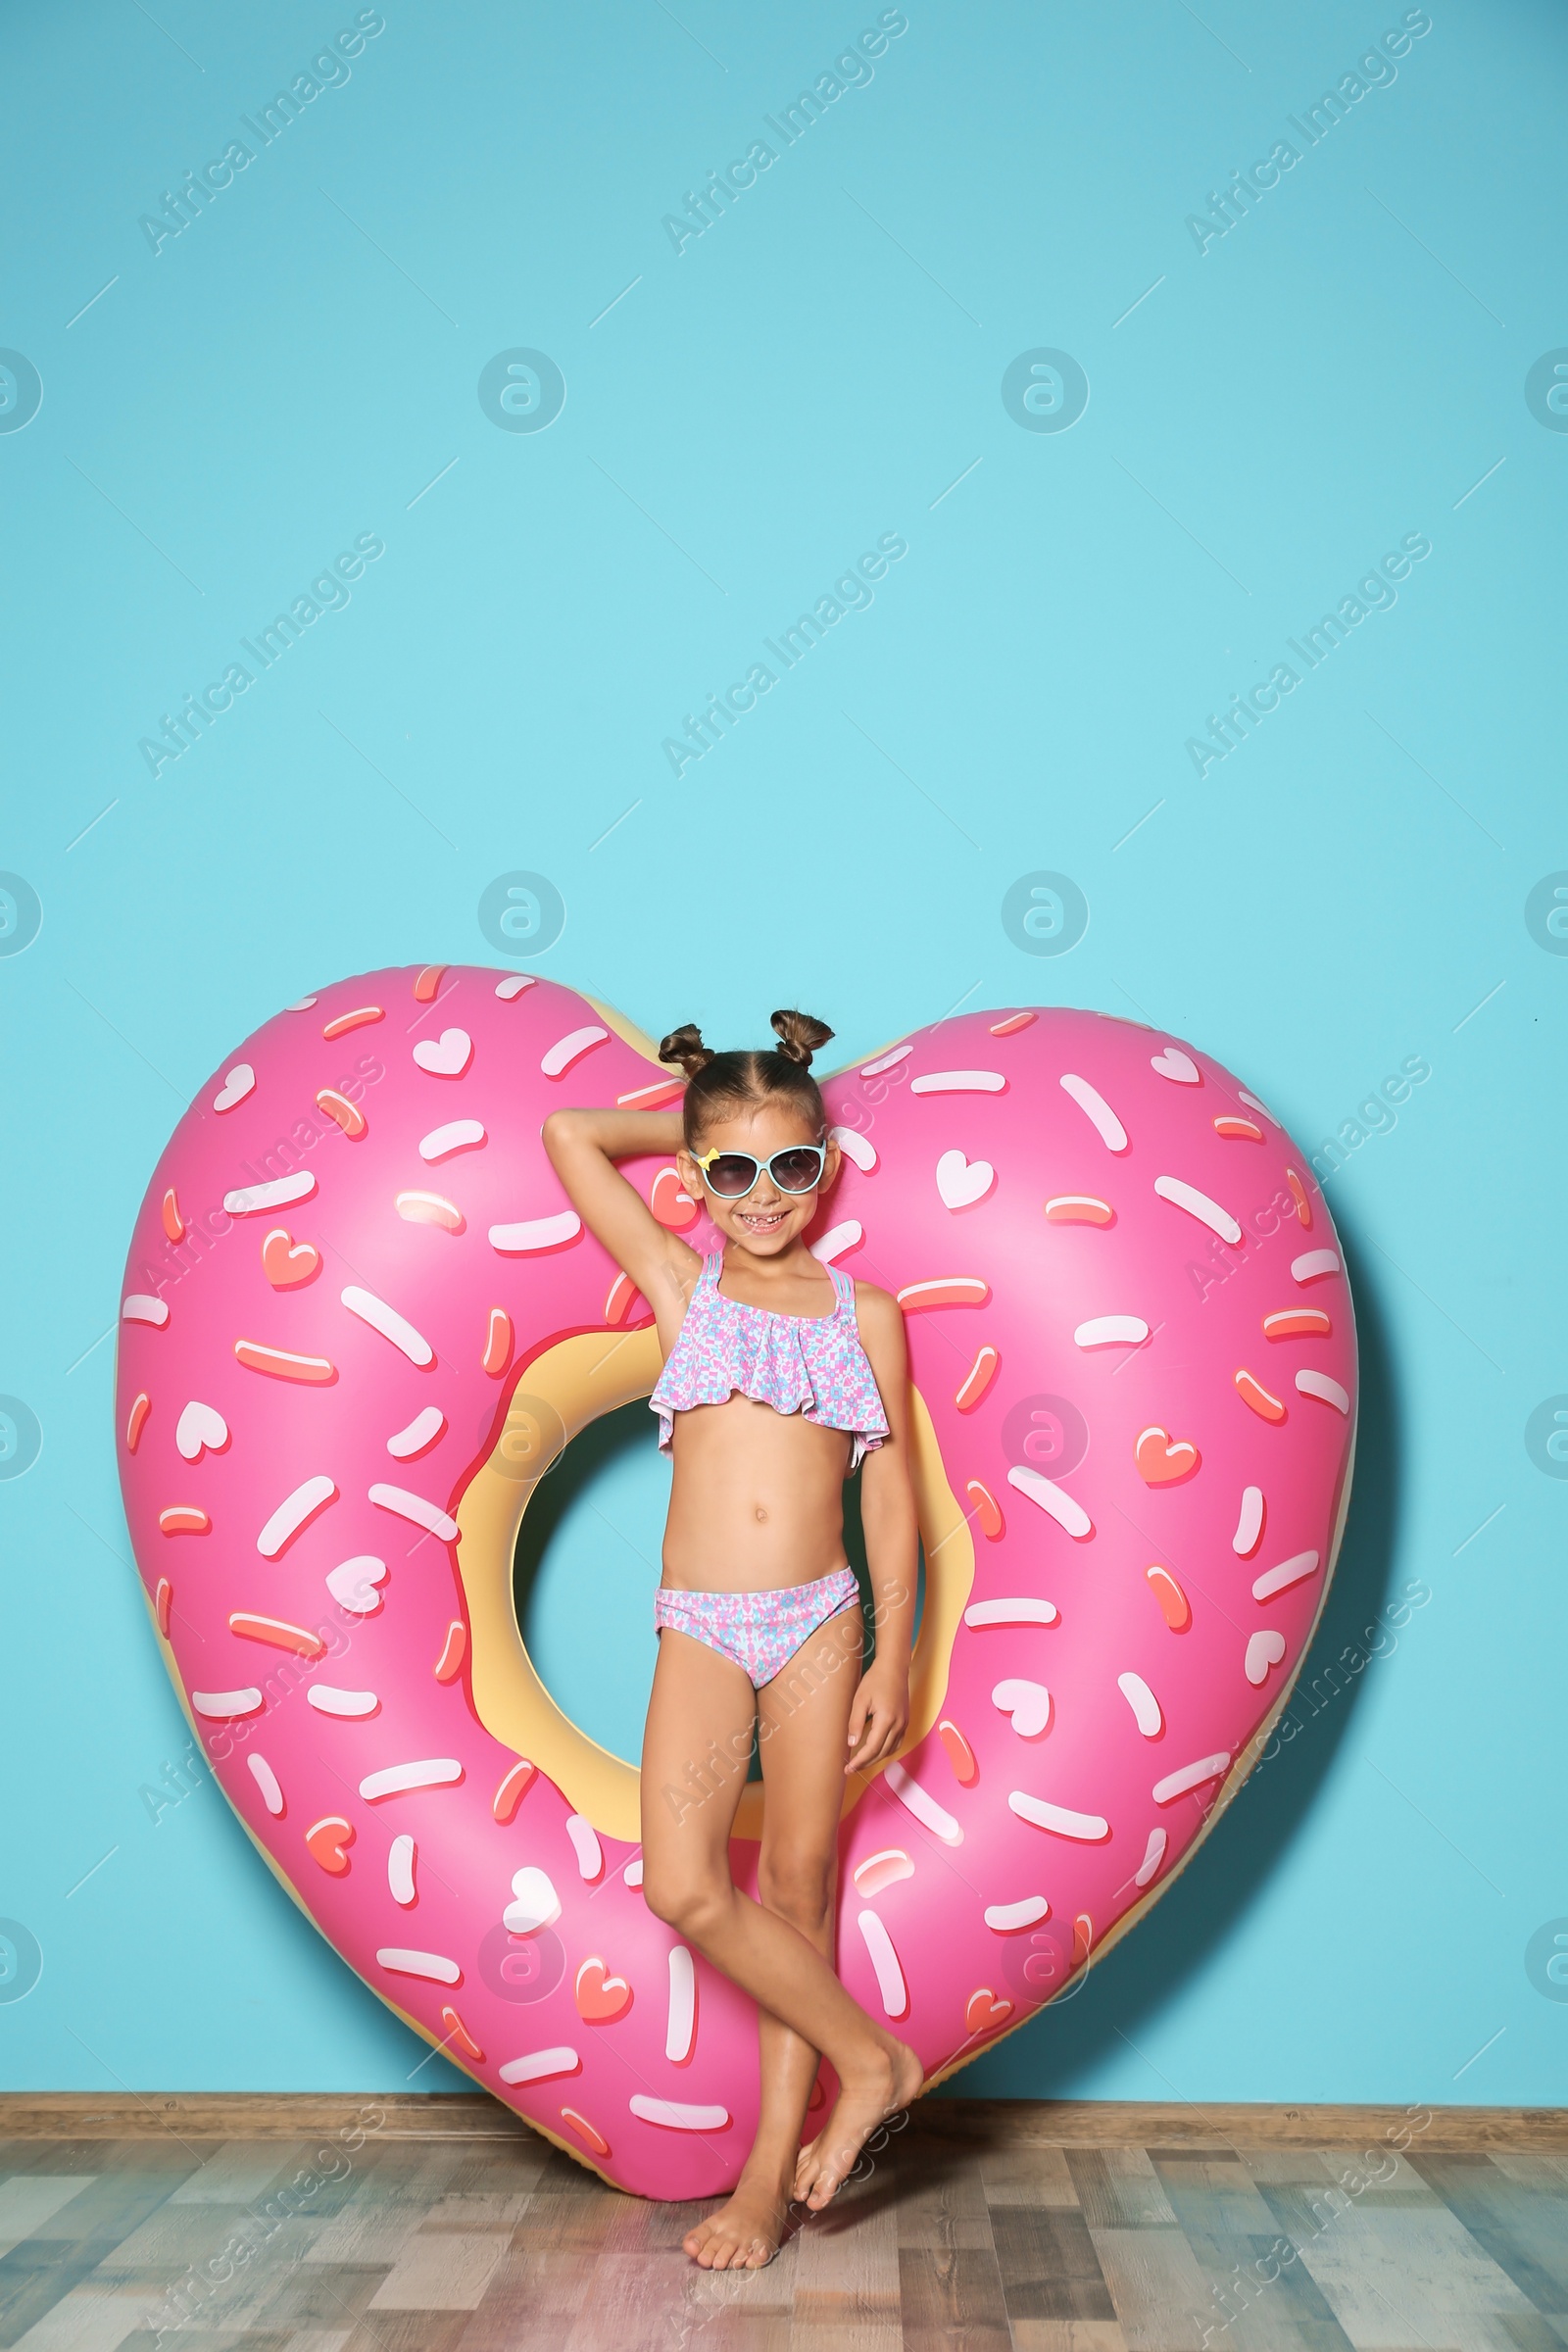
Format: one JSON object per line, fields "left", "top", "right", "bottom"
{"left": 964, "top": 1597, "right": 1058, "bottom": 1629}
{"left": 223, "top": 1171, "right": 317, "bottom": 1215}
{"left": 489, "top": 1210, "right": 581, "bottom": 1253}
{"left": 1238, "top": 1088, "right": 1281, "bottom": 1126}
{"left": 623, "top": 1857, "right": 644, "bottom": 1888}
{"left": 122, "top": 1294, "right": 170, "bottom": 1327}
{"left": 1073, "top": 1315, "right": 1148, "bottom": 1349}
{"left": 257, "top": 1475, "right": 337, "bottom": 1559}
{"left": 831, "top": 1125, "right": 877, "bottom": 1171}
{"left": 1153, "top": 1174, "right": 1242, "bottom": 1245}
{"left": 412, "top": 1027, "right": 472, "bottom": 1077}
{"left": 418, "top": 1118, "right": 486, "bottom": 1161}
{"left": 853, "top": 1848, "right": 914, "bottom": 1898}
{"left": 175, "top": 1400, "right": 228, "bottom": 1460}
{"left": 566, "top": 1814, "right": 604, "bottom": 1883}
{"left": 884, "top": 1759, "right": 962, "bottom": 1846}
{"left": 1151, "top": 1047, "right": 1200, "bottom": 1084}
{"left": 910, "top": 1070, "right": 1005, "bottom": 1095}
{"left": 1007, "top": 1792, "right": 1109, "bottom": 1841}
{"left": 1152, "top": 1753, "right": 1231, "bottom": 1804}
{"left": 341, "top": 1285, "right": 434, "bottom": 1367}
{"left": 1005, "top": 1465, "right": 1093, "bottom": 1541}
{"left": 326, "top": 1555, "right": 387, "bottom": 1614}
{"left": 1059, "top": 1072, "right": 1128, "bottom": 1152}
{"left": 213, "top": 1063, "right": 255, "bottom": 1112}
{"left": 388, "top": 1836, "right": 417, "bottom": 1907}
{"left": 368, "top": 1484, "right": 461, "bottom": 1543}
{"left": 992, "top": 1679, "right": 1052, "bottom": 1739}
{"left": 286, "top": 996, "right": 318, "bottom": 1011}
{"left": 985, "top": 1894, "right": 1051, "bottom": 1932}
{"left": 500, "top": 2046, "right": 579, "bottom": 2085}
{"left": 809, "top": 1220, "right": 861, "bottom": 1265}
{"left": 1246, "top": 1631, "right": 1287, "bottom": 1686}
{"left": 1135, "top": 1828, "right": 1168, "bottom": 1886}
{"left": 247, "top": 1753, "right": 284, "bottom": 1815}
{"left": 193, "top": 1688, "right": 264, "bottom": 1720}
{"left": 630, "top": 2095, "right": 732, "bottom": 2131}
{"left": 857, "top": 1909, "right": 908, "bottom": 2019}
{"left": 376, "top": 1948, "right": 461, "bottom": 1984}
{"left": 1232, "top": 1486, "right": 1265, "bottom": 1557}
{"left": 860, "top": 1045, "right": 912, "bottom": 1077}
{"left": 1117, "top": 1672, "right": 1163, "bottom": 1738}
{"left": 1292, "top": 1248, "right": 1341, "bottom": 1283}
{"left": 308, "top": 1686, "right": 378, "bottom": 1718}
{"left": 541, "top": 1024, "right": 609, "bottom": 1077}
{"left": 495, "top": 973, "right": 536, "bottom": 1000}
{"left": 359, "top": 1758, "right": 463, "bottom": 1801}
{"left": 505, "top": 1865, "right": 562, "bottom": 1934}
{"left": 665, "top": 1946, "right": 696, "bottom": 2064}
{"left": 936, "top": 1149, "right": 996, "bottom": 1208}
{"left": 387, "top": 1406, "right": 445, "bottom": 1459}
{"left": 1296, "top": 1369, "right": 1350, "bottom": 1414}
{"left": 1251, "top": 1549, "right": 1319, "bottom": 1601}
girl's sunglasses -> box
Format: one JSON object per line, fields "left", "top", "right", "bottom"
{"left": 691, "top": 1143, "right": 827, "bottom": 1200}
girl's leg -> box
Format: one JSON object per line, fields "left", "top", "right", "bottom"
{"left": 641, "top": 1624, "right": 921, "bottom": 2252}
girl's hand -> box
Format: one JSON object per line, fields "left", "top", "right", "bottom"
{"left": 845, "top": 1661, "right": 909, "bottom": 1774}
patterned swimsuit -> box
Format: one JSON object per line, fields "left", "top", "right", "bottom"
{"left": 649, "top": 1250, "right": 891, "bottom": 1687}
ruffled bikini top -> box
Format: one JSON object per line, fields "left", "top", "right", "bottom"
{"left": 650, "top": 1250, "right": 890, "bottom": 1471}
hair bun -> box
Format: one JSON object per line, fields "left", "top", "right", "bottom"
{"left": 657, "top": 1022, "right": 714, "bottom": 1080}
{"left": 769, "top": 1008, "right": 835, "bottom": 1069}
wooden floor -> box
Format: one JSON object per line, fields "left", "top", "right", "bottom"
{"left": 0, "top": 2098, "right": 1564, "bottom": 2351}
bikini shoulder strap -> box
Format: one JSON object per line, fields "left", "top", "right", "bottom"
{"left": 828, "top": 1262, "right": 855, "bottom": 1309}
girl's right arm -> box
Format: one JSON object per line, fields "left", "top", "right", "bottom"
{"left": 541, "top": 1107, "right": 699, "bottom": 1310}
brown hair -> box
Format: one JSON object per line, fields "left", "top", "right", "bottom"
{"left": 658, "top": 1009, "right": 835, "bottom": 1148}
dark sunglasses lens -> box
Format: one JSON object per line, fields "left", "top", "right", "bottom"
{"left": 771, "top": 1149, "right": 822, "bottom": 1192}
{"left": 707, "top": 1154, "right": 759, "bottom": 1196}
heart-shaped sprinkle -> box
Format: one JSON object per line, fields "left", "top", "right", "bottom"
{"left": 965, "top": 1987, "right": 1013, "bottom": 2034}
{"left": 325, "top": 1555, "right": 387, "bottom": 1614}
{"left": 936, "top": 1149, "right": 996, "bottom": 1210}
{"left": 992, "top": 1679, "right": 1052, "bottom": 1739}
{"left": 413, "top": 1027, "right": 473, "bottom": 1077}
{"left": 574, "top": 1955, "right": 633, "bottom": 2023}
{"left": 306, "top": 1816, "right": 354, "bottom": 1875}
{"left": 175, "top": 1400, "right": 229, "bottom": 1462}
{"left": 504, "top": 1865, "right": 561, "bottom": 1935}
{"left": 1245, "top": 1630, "right": 1288, "bottom": 1686}
{"left": 213, "top": 1063, "right": 255, "bottom": 1112}
{"left": 1135, "top": 1425, "right": 1201, "bottom": 1485}
{"left": 1151, "top": 1047, "right": 1200, "bottom": 1084}
{"left": 261, "top": 1228, "right": 321, "bottom": 1288}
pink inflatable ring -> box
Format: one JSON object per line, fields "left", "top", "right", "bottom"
{"left": 116, "top": 969, "right": 1355, "bottom": 2197}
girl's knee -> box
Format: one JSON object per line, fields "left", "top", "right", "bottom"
{"left": 757, "top": 1850, "right": 834, "bottom": 1936}
{"left": 642, "top": 1866, "right": 729, "bottom": 1941}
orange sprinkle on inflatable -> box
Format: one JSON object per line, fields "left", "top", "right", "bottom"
{"left": 1262, "top": 1308, "right": 1332, "bottom": 1341}
{"left": 434, "top": 1621, "right": 467, "bottom": 1684}
{"left": 1072, "top": 1913, "right": 1094, "bottom": 1964}
{"left": 650, "top": 1165, "right": 699, "bottom": 1231}
{"left": 126, "top": 1392, "right": 151, "bottom": 1453}
{"left": 965, "top": 1478, "right": 1004, "bottom": 1541}
{"left": 1213, "top": 1116, "right": 1264, "bottom": 1142}
{"left": 316, "top": 1087, "right": 367, "bottom": 1139}
{"left": 233, "top": 1340, "right": 337, "bottom": 1384}
{"left": 493, "top": 1760, "right": 536, "bottom": 1823}
{"left": 1235, "top": 1368, "right": 1287, "bottom": 1422}
{"left": 482, "top": 1307, "right": 513, "bottom": 1376}
{"left": 155, "top": 1576, "right": 172, "bottom": 1637}
{"left": 229, "top": 1612, "right": 327, "bottom": 1659}
{"left": 956, "top": 1345, "right": 999, "bottom": 1413}
{"left": 321, "top": 1004, "right": 383, "bottom": 1040}
{"left": 964, "top": 1986, "right": 1013, "bottom": 2033}
{"left": 938, "top": 1719, "right": 978, "bottom": 1786}
{"left": 440, "top": 2002, "right": 484, "bottom": 2062}
{"left": 1286, "top": 1167, "right": 1312, "bottom": 1228}
{"left": 1146, "top": 1564, "right": 1191, "bottom": 1631}
{"left": 989, "top": 1011, "right": 1037, "bottom": 1036}
{"left": 159, "top": 1505, "right": 210, "bottom": 1536}
{"left": 306, "top": 1816, "right": 355, "bottom": 1875}
{"left": 1044, "top": 1195, "right": 1114, "bottom": 1225}
{"left": 604, "top": 1272, "right": 650, "bottom": 1326}
{"left": 161, "top": 1187, "right": 185, "bottom": 1242}
{"left": 414, "top": 965, "right": 445, "bottom": 1002}
{"left": 560, "top": 2105, "right": 610, "bottom": 2157}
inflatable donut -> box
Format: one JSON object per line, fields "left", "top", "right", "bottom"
{"left": 116, "top": 969, "right": 1355, "bottom": 2198}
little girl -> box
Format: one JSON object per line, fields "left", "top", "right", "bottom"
{"left": 542, "top": 1009, "right": 924, "bottom": 2269}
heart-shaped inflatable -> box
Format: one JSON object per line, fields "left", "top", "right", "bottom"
{"left": 115, "top": 970, "right": 1355, "bottom": 2198}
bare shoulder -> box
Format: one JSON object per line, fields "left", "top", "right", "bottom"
{"left": 850, "top": 1279, "right": 906, "bottom": 1346}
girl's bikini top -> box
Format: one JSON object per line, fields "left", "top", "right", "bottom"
{"left": 650, "top": 1250, "right": 890, "bottom": 1471}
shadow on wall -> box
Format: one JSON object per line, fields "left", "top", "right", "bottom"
{"left": 944, "top": 1211, "right": 1404, "bottom": 2097}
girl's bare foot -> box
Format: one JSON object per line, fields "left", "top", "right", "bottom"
{"left": 683, "top": 2173, "right": 791, "bottom": 2269}
{"left": 791, "top": 2038, "right": 922, "bottom": 2211}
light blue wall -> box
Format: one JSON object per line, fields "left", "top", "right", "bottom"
{"left": 1, "top": 0, "right": 1563, "bottom": 2107}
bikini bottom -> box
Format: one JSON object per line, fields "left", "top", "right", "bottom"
{"left": 654, "top": 1565, "right": 861, "bottom": 1690}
